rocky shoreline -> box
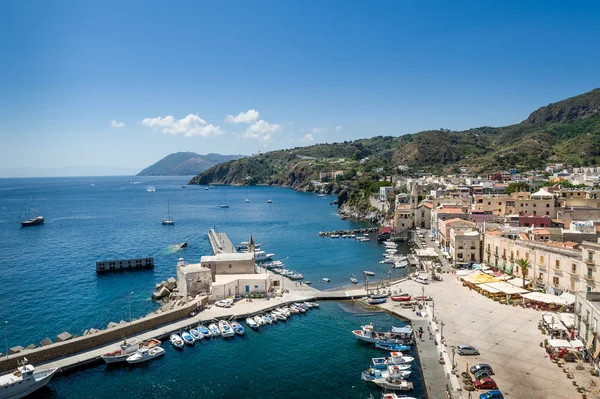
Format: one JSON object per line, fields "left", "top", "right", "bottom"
{"left": 337, "top": 202, "right": 384, "bottom": 224}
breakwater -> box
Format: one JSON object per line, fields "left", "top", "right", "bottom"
{"left": 95, "top": 257, "right": 154, "bottom": 273}
{"left": 318, "top": 227, "right": 378, "bottom": 237}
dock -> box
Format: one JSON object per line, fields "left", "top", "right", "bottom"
{"left": 95, "top": 257, "right": 154, "bottom": 273}
{"left": 208, "top": 229, "right": 236, "bottom": 254}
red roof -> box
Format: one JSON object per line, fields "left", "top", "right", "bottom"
{"left": 379, "top": 226, "right": 392, "bottom": 233}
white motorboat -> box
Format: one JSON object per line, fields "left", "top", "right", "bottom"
{"left": 246, "top": 317, "right": 259, "bottom": 329}
{"left": 389, "top": 352, "right": 415, "bottom": 364}
{"left": 393, "top": 261, "right": 408, "bottom": 269}
{"left": 382, "top": 393, "right": 417, "bottom": 399}
{"left": 373, "top": 377, "right": 413, "bottom": 391}
{"left": 386, "top": 249, "right": 397, "bottom": 254}
{"left": 350, "top": 274, "right": 358, "bottom": 284}
{"left": 380, "top": 258, "right": 394, "bottom": 264}
{"left": 254, "top": 250, "right": 275, "bottom": 261}
{"left": 276, "top": 307, "right": 291, "bottom": 317}
{"left": 0, "top": 360, "right": 58, "bottom": 399}
{"left": 170, "top": 334, "right": 184, "bottom": 349}
{"left": 291, "top": 304, "right": 306, "bottom": 313}
{"left": 208, "top": 323, "right": 221, "bottom": 337}
{"left": 262, "top": 314, "right": 274, "bottom": 324}
{"left": 302, "top": 301, "right": 315, "bottom": 308}
{"left": 363, "top": 271, "right": 375, "bottom": 276}
{"left": 309, "top": 302, "right": 320, "bottom": 308}
{"left": 287, "top": 306, "right": 300, "bottom": 314}
{"left": 197, "top": 325, "right": 211, "bottom": 338}
{"left": 101, "top": 339, "right": 161, "bottom": 363}
{"left": 271, "top": 310, "right": 287, "bottom": 321}
{"left": 323, "top": 277, "right": 330, "bottom": 282}
{"left": 218, "top": 320, "right": 235, "bottom": 338}
{"left": 254, "top": 315, "right": 266, "bottom": 326}
{"left": 126, "top": 346, "right": 165, "bottom": 364}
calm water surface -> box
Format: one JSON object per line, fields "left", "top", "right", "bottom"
{"left": 0, "top": 176, "right": 418, "bottom": 398}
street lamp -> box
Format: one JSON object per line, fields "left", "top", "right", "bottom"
{"left": 128, "top": 291, "right": 134, "bottom": 325}
{"left": 451, "top": 345, "right": 456, "bottom": 370}
{"left": 4, "top": 321, "right": 7, "bottom": 360}
{"left": 432, "top": 300, "right": 435, "bottom": 320}
{"left": 366, "top": 276, "right": 369, "bottom": 294}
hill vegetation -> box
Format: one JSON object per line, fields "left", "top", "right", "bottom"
{"left": 137, "top": 152, "right": 244, "bottom": 176}
{"left": 189, "top": 88, "right": 600, "bottom": 208}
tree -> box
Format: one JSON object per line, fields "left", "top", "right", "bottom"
{"left": 516, "top": 258, "right": 530, "bottom": 288}
{"left": 505, "top": 182, "right": 530, "bottom": 194}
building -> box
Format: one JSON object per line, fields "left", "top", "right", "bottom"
{"left": 431, "top": 206, "right": 469, "bottom": 241}
{"left": 473, "top": 189, "right": 558, "bottom": 217}
{"left": 575, "top": 291, "right": 600, "bottom": 370}
{"left": 379, "top": 186, "right": 394, "bottom": 201}
{"left": 437, "top": 218, "right": 476, "bottom": 251}
{"left": 176, "top": 258, "right": 213, "bottom": 299}
{"left": 449, "top": 228, "right": 481, "bottom": 266}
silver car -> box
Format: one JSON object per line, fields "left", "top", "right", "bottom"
{"left": 457, "top": 344, "right": 480, "bottom": 355}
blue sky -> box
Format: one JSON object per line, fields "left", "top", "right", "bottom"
{"left": 1, "top": 0, "right": 599, "bottom": 175}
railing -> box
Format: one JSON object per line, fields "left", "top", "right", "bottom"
{"left": 585, "top": 275, "right": 595, "bottom": 282}
{"left": 586, "top": 259, "right": 596, "bottom": 266}
{"left": 501, "top": 255, "right": 506, "bottom": 260}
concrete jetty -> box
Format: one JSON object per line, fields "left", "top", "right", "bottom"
{"left": 208, "top": 229, "right": 236, "bottom": 254}
{"left": 95, "top": 257, "right": 154, "bottom": 273}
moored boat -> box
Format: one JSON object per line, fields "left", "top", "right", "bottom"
{"left": 388, "top": 352, "right": 415, "bottom": 365}
{"left": 246, "top": 317, "right": 259, "bottom": 329}
{"left": 350, "top": 274, "right": 358, "bottom": 284}
{"left": 218, "top": 320, "right": 235, "bottom": 338}
{"left": 373, "top": 377, "right": 413, "bottom": 391}
{"left": 101, "top": 339, "right": 161, "bottom": 364}
{"left": 363, "top": 270, "right": 375, "bottom": 276}
{"left": 170, "top": 334, "right": 184, "bottom": 349}
{"left": 126, "top": 346, "right": 165, "bottom": 364}
{"left": 181, "top": 330, "right": 195, "bottom": 345}
{"left": 352, "top": 324, "right": 413, "bottom": 344}
{"left": 190, "top": 328, "right": 202, "bottom": 341}
{"left": 230, "top": 321, "right": 245, "bottom": 335}
{"left": 375, "top": 341, "right": 411, "bottom": 352}
{"left": 208, "top": 323, "right": 221, "bottom": 337}
{"left": 197, "top": 324, "right": 211, "bottom": 338}
{"left": 368, "top": 297, "right": 387, "bottom": 305}
{"left": 263, "top": 314, "right": 274, "bottom": 324}
{"left": 390, "top": 294, "right": 412, "bottom": 302}
{"left": 254, "top": 315, "right": 266, "bottom": 326}
{"left": 0, "top": 360, "right": 58, "bottom": 398}
{"left": 323, "top": 277, "right": 330, "bottom": 282}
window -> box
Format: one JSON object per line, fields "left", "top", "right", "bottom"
{"left": 488, "top": 202, "right": 491, "bottom": 205}
{"left": 525, "top": 252, "right": 529, "bottom": 259}
{"left": 555, "top": 260, "right": 560, "bottom": 269}
{"left": 589, "top": 251, "right": 595, "bottom": 262}
{"left": 546, "top": 204, "right": 550, "bottom": 208}
{"left": 228, "top": 264, "right": 232, "bottom": 269}
{"left": 533, "top": 211, "right": 537, "bottom": 215}
{"left": 546, "top": 211, "right": 550, "bottom": 215}
{"left": 539, "top": 272, "right": 543, "bottom": 279}
{"left": 533, "top": 203, "right": 537, "bottom": 208}
{"left": 520, "top": 203, "right": 524, "bottom": 207}
{"left": 421, "top": 212, "right": 425, "bottom": 217}
{"left": 517, "top": 250, "right": 520, "bottom": 257}
{"left": 540, "top": 255, "right": 544, "bottom": 263}
{"left": 516, "top": 266, "right": 520, "bottom": 274}
{"left": 572, "top": 263, "right": 577, "bottom": 273}
{"left": 498, "top": 202, "right": 502, "bottom": 205}
{"left": 553, "top": 277, "right": 559, "bottom": 286}
{"left": 588, "top": 268, "right": 593, "bottom": 279}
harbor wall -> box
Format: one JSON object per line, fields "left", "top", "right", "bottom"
{"left": 0, "top": 296, "right": 207, "bottom": 373}
{"left": 96, "top": 257, "right": 154, "bottom": 273}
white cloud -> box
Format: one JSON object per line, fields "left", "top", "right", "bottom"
{"left": 311, "top": 127, "right": 327, "bottom": 133}
{"left": 225, "top": 109, "right": 259, "bottom": 124}
{"left": 300, "top": 134, "right": 314, "bottom": 142}
{"left": 335, "top": 125, "right": 343, "bottom": 131}
{"left": 111, "top": 120, "right": 125, "bottom": 128}
{"left": 243, "top": 120, "right": 282, "bottom": 141}
{"left": 141, "top": 114, "right": 222, "bottom": 138}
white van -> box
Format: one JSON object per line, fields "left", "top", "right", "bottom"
{"left": 413, "top": 275, "right": 430, "bottom": 284}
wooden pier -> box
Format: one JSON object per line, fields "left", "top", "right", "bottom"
{"left": 95, "top": 257, "right": 154, "bottom": 273}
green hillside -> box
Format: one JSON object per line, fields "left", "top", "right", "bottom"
{"left": 137, "top": 152, "right": 244, "bottom": 176}
{"left": 189, "top": 88, "right": 600, "bottom": 188}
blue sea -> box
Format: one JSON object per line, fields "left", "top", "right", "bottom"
{"left": 0, "top": 176, "right": 420, "bottom": 398}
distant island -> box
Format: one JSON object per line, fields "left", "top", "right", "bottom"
{"left": 137, "top": 152, "right": 245, "bottom": 176}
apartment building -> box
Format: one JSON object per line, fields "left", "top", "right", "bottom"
{"left": 437, "top": 218, "right": 476, "bottom": 250}
{"left": 449, "top": 228, "right": 481, "bottom": 265}
{"left": 473, "top": 189, "right": 558, "bottom": 217}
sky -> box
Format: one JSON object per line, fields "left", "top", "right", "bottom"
{"left": 1, "top": 0, "right": 600, "bottom": 176}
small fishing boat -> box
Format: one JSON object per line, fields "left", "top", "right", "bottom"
{"left": 368, "top": 297, "right": 387, "bottom": 305}
{"left": 197, "top": 325, "right": 211, "bottom": 338}
{"left": 308, "top": 302, "right": 319, "bottom": 308}
{"left": 0, "top": 360, "right": 58, "bottom": 398}
{"left": 391, "top": 294, "right": 412, "bottom": 302}
{"left": 363, "top": 271, "right": 375, "bottom": 276}
{"left": 381, "top": 393, "right": 417, "bottom": 399}
{"left": 373, "top": 377, "right": 413, "bottom": 391}
{"left": 393, "top": 261, "right": 408, "bottom": 269}
{"left": 267, "top": 199, "right": 272, "bottom": 203}
{"left": 190, "top": 328, "right": 202, "bottom": 341}
{"left": 218, "top": 320, "right": 235, "bottom": 338}
{"left": 231, "top": 321, "right": 245, "bottom": 335}
{"left": 375, "top": 342, "right": 411, "bottom": 352}
{"left": 181, "top": 330, "right": 195, "bottom": 345}
{"left": 323, "top": 277, "right": 330, "bottom": 282}
{"left": 268, "top": 312, "right": 279, "bottom": 323}
{"left": 254, "top": 315, "right": 266, "bottom": 326}
{"left": 262, "top": 314, "right": 274, "bottom": 324}
{"left": 294, "top": 302, "right": 309, "bottom": 310}
{"left": 126, "top": 346, "right": 165, "bottom": 364}
{"left": 208, "top": 323, "right": 221, "bottom": 337}
{"left": 361, "top": 367, "right": 387, "bottom": 382}
{"left": 170, "top": 334, "right": 184, "bottom": 349}
{"left": 271, "top": 310, "right": 287, "bottom": 321}
{"left": 380, "top": 258, "right": 394, "bottom": 264}
{"left": 287, "top": 306, "right": 300, "bottom": 314}
{"left": 388, "top": 352, "right": 415, "bottom": 365}
{"left": 218, "top": 204, "right": 229, "bottom": 208}
{"left": 304, "top": 280, "right": 312, "bottom": 285}
{"left": 276, "top": 307, "right": 291, "bottom": 317}
{"left": 302, "top": 301, "right": 314, "bottom": 308}
{"left": 350, "top": 274, "right": 358, "bottom": 284}
{"left": 291, "top": 304, "right": 306, "bottom": 313}
{"left": 101, "top": 339, "right": 161, "bottom": 364}
{"left": 246, "top": 317, "right": 259, "bottom": 329}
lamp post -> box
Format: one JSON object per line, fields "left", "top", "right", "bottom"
{"left": 366, "top": 276, "right": 369, "bottom": 294}
{"left": 432, "top": 300, "right": 435, "bottom": 320}
{"left": 128, "top": 291, "right": 134, "bottom": 325}
{"left": 451, "top": 345, "right": 456, "bottom": 370}
{"left": 4, "top": 321, "right": 7, "bottom": 360}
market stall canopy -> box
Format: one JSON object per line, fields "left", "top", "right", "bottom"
{"left": 522, "top": 292, "right": 570, "bottom": 305}
{"left": 507, "top": 277, "right": 532, "bottom": 287}
{"left": 547, "top": 339, "right": 573, "bottom": 348}
{"left": 415, "top": 248, "right": 439, "bottom": 258}
{"left": 542, "top": 313, "right": 568, "bottom": 331}
{"left": 461, "top": 272, "right": 500, "bottom": 285}
{"left": 559, "top": 313, "right": 575, "bottom": 329}
{"left": 485, "top": 282, "right": 529, "bottom": 295}
{"left": 476, "top": 283, "right": 502, "bottom": 294}
{"left": 559, "top": 292, "right": 576, "bottom": 305}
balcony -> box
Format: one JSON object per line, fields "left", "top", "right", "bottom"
{"left": 583, "top": 317, "right": 590, "bottom": 326}
{"left": 470, "top": 246, "right": 476, "bottom": 250}
{"left": 486, "top": 248, "right": 491, "bottom": 254}
{"left": 585, "top": 275, "right": 595, "bottom": 282}
{"left": 501, "top": 254, "right": 507, "bottom": 260}
{"left": 586, "top": 259, "right": 596, "bottom": 266}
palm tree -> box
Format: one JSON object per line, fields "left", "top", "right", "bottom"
{"left": 516, "top": 258, "right": 530, "bottom": 288}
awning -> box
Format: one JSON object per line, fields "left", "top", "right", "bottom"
{"left": 506, "top": 263, "right": 514, "bottom": 274}
{"left": 559, "top": 292, "right": 576, "bottom": 305}
{"left": 499, "top": 260, "right": 506, "bottom": 271}
{"left": 587, "top": 339, "right": 594, "bottom": 350}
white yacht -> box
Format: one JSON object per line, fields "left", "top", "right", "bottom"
{"left": 126, "top": 346, "right": 165, "bottom": 364}
{"left": 254, "top": 250, "right": 274, "bottom": 261}
{"left": 0, "top": 359, "right": 58, "bottom": 399}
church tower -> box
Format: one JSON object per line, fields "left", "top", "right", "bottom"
{"left": 248, "top": 234, "right": 255, "bottom": 255}
{"left": 410, "top": 183, "right": 418, "bottom": 228}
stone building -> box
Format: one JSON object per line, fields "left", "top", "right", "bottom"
{"left": 449, "top": 228, "right": 481, "bottom": 266}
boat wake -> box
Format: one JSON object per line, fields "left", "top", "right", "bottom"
{"left": 157, "top": 242, "right": 188, "bottom": 255}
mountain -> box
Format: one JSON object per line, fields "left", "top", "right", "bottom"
{"left": 137, "top": 152, "right": 245, "bottom": 176}
{"left": 189, "top": 88, "right": 600, "bottom": 188}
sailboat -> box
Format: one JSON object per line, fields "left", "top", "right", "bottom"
{"left": 19, "top": 196, "right": 44, "bottom": 227}
{"left": 162, "top": 203, "right": 174, "bottom": 225}
{"left": 219, "top": 188, "right": 229, "bottom": 208}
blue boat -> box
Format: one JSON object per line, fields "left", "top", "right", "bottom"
{"left": 189, "top": 328, "right": 202, "bottom": 341}
{"left": 368, "top": 297, "right": 387, "bottom": 305}
{"left": 231, "top": 321, "right": 245, "bottom": 336}
{"left": 375, "top": 341, "right": 411, "bottom": 352}
{"left": 181, "top": 331, "right": 195, "bottom": 346}
{"left": 197, "top": 325, "right": 211, "bottom": 339}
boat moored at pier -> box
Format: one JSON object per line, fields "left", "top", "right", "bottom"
{"left": 101, "top": 339, "right": 161, "bottom": 363}
{"left": 0, "top": 360, "right": 58, "bottom": 399}
{"left": 126, "top": 346, "right": 165, "bottom": 364}
{"left": 352, "top": 324, "right": 413, "bottom": 345}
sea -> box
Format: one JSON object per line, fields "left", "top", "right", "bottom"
{"left": 0, "top": 176, "right": 423, "bottom": 399}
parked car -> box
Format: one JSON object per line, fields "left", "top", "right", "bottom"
{"left": 457, "top": 344, "right": 480, "bottom": 355}
{"left": 473, "top": 377, "right": 498, "bottom": 390}
{"left": 473, "top": 369, "right": 493, "bottom": 379}
{"left": 479, "top": 390, "right": 504, "bottom": 399}
{"left": 470, "top": 363, "right": 494, "bottom": 375}
{"left": 215, "top": 300, "right": 231, "bottom": 308}
{"left": 413, "top": 276, "right": 430, "bottom": 284}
